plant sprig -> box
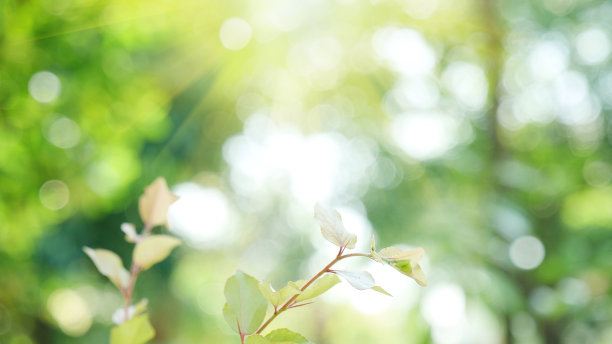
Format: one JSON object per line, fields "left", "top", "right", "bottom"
{"left": 223, "top": 203, "right": 427, "bottom": 344}
{"left": 84, "top": 177, "right": 181, "bottom": 344}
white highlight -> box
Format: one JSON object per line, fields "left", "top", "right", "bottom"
{"left": 220, "top": 18, "right": 252, "bottom": 50}
{"left": 373, "top": 27, "right": 437, "bottom": 76}
{"left": 168, "top": 183, "right": 232, "bottom": 249}
{"left": 509, "top": 236, "right": 545, "bottom": 270}
{"left": 29, "top": 71, "right": 61, "bottom": 103}
{"left": 576, "top": 28, "right": 611, "bottom": 65}
{"left": 442, "top": 62, "right": 488, "bottom": 111}
{"left": 391, "top": 112, "right": 460, "bottom": 160}
{"left": 422, "top": 283, "right": 466, "bottom": 328}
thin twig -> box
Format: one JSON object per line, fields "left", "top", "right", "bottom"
{"left": 254, "top": 249, "right": 371, "bottom": 335}
{"left": 123, "top": 221, "right": 153, "bottom": 322}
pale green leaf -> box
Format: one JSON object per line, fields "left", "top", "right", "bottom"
{"left": 335, "top": 270, "right": 392, "bottom": 296}
{"left": 110, "top": 314, "right": 155, "bottom": 344}
{"left": 314, "top": 203, "right": 357, "bottom": 249}
{"left": 295, "top": 273, "right": 341, "bottom": 302}
{"left": 138, "top": 177, "right": 179, "bottom": 227}
{"left": 83, "top": 247, "right": 130, "bottom": 290}
{"left": 265, "top": 328, "right": 309, "bottom": 343}
{"left": 335, "top": 270, "right": 375, "bottom": 290}
{"left": 223, "top": 270, "right": 268, "bottom": 336}
{"left": 258, "top": 282, "right": 301, "bottom": 308}
{"left": 376, "top": 246, "right": 427, "bottom": 287}
{"left": 371, "top": 286, "right": 392, "bottom": 296}
{"left": 244, "top": 334, "right": 270, "bottom": 344}
{"left": 133, "top": 235, "right": 181, "bottom": 270}
{"left": 379, "top": 246, "right": 425, "bottom": 262}
{"left": 121, "top": 223, "right": 140, "bottom": 243}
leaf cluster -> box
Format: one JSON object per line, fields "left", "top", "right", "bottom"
{"left": 83, "top": 177, "right": 181, "bottom": 343}
{"left": 222, "top": 203, "right": 427, "bottom": 343}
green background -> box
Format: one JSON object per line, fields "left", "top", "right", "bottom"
{"left": 2, "top": 0, "right": 612, "bottom": 343}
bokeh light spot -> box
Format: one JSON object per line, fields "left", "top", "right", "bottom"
{"left": 373, "top": 27, "right": 437, "bottom": 76}
{"left": 509, "top": 236, "right": 545, "bottom": 270}
{"left": 28, "top": 71, "right": 61, "bottom": 103}
{"left": 422, "top": 283, "right": 466, "bottom": 328}
{"left": 576, "top": 28, "right": 611, "bottom": 65}
{"left": 168, "top": 183, "right": 232, "bottom": 249}
{"left": 43, "top": 116, "right": 81, "bottom": 149}
{"left": 39, "top": 180, "right": 70, "bottom": 210}
{"left": 391, "top": 112, "right": 460, "bottom": 160}
{"left": 220, "top": 18, "right": 252, "bottom": 50}
{"left": 47, "top": 289, "right": 92, "bottom": 337}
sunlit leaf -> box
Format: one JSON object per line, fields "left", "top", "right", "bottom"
{"left": 335, "top": 270, "right": 391, "bottom": 296}
{"left": 244, "top": 334, "right": 269, "bottom": 344}
{"left": 265, "top": 328, "right": 309, "bottom": 343}
{"left": 133, "top": 235, "right": 181, "bottom": 270}
{"left": 245, "top": 328, "right": 310, "bottom": 344}
{"left": 110, "top": 314, "right": 155, "bottom": 344}
{"left": 259, "top": 281, "right": 301, "bottom": 308}
{"left": 223, "top": 270, "right": 268, "bottom": 336}
{"left": 375, "top": 246, "right": 427, "bottom": 286}
{"left": 294, "top": 273, "right": 341, "bottom": 302}
{"left": 379, "top": 246, "right": 425, "bottom": 261}
{"left": 314, "top": 203, "right": 357, "bottom": 249}
{"left": 83, "top": 247, "right": 130, "bottom": 290}
{"left": 138, "top": 177, "right": 179, "bottom": 227}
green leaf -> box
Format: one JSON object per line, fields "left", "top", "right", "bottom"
{"left": 138, "top": 177, "right": 179, "bottom": 227}
{"left": 133, "top": 235, "right": 181, "bottom": 270}
{"left": 334, "top": 270, "right": 392, "bottom": 296}
{"left": 110, "top": 314, "right": 155, "bottom": 344}
{"left": 265, "top": 328, "right": 309, "bottom": 343}
{"left": 294, "top": 273, "right": 341, "bottom": 302}
{"left": 376, "top": 246, "right": 427, "bottom": 286}
{"left": 223, "top": 270, "right": 268, "bottom": 336}
{"left": 314, "top": 203, "right": 357, "bottom": 249}
{"left": 244, "top": 335, "right": 270, "bottom": 344}
{"left": 83, "top": 247, "right": 130, "bottom": 290}
{"left": 259, "top": 281, "right": 301, "bottom": 308}
{"left": 371, "top": 286, "right": 392, "bottom": 296}
{"left": 245, "top": 329, "right": 310, "bottom": 344}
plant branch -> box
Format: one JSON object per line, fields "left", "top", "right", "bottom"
{"left": 123, "top": 222, "right": 153, "bottom": 321}
{"left": 254, "top": 250, "right": 371, "bottom": 335}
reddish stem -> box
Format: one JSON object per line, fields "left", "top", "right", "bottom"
{"left": 122, "top": 222, "right": 153, "bottom": 322}
{"left": 254, "top": 249, "right": 370, "bottom": 335}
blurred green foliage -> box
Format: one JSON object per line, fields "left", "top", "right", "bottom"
{"left": 2, "top": 0, "right": 612, "bottom": 343}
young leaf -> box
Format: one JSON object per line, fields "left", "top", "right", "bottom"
{"left": 138, "top": 177, "right": 179, "bottom": 227}
{"left": 245, "top": 329, "right": 310, "bottom": 344}
{"left": 244, "top": 334, "right": 270, "bottom": 344}
{"left": 133, "top": 235, "right": 181, "bottom": 270}
{"left": 83, "top": 247, "right": 130, "bottom": 290}
{"left": 110, "top": 314, "right": 155, "bottom": 344}
{"left": 375, "top": 246, "right": 427, "bottom": 286}
{"left": 335, "top": 270, "right": 391, "bottom": 296}
{"left": 265, "top": 328, "right": 309, "bottom": 343}
{"left": 314, "top": 203, "right": 357, "bottom": 249}
{"left": 294, "top": 273, "right": 341, "bottom": 302}
{"left": 120, "top": 223, "right": 140, "bottom": 243}
{"left": 334, "top": 270, "right": 375, "bottom": 290}
{"left": 371, "top": 286, "right": 392, "bottom": 296}
{"left": 112, "top": 299, "right": 149, "bottom": 325}
{"left": 223, "top": 270, "right": 268, "bottom": 336}
{"left": 334, "top": 270, "right": 391, "bottom": 296}
{"left": 258, "top": 282, "right": 301, "bottom": 308}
